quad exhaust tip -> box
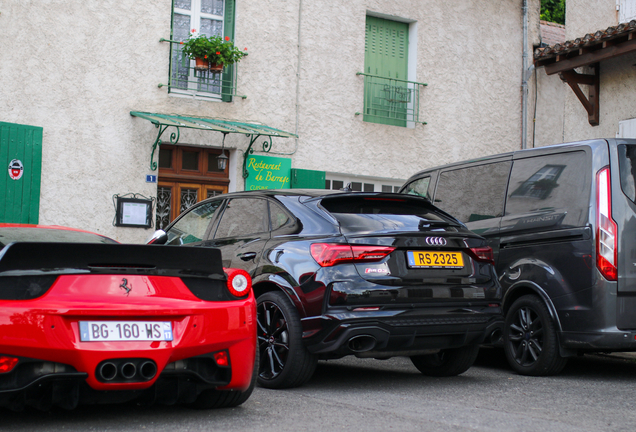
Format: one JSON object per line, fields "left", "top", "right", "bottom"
{"left": 96, "top": 359, "right": 157, "bottom": 382}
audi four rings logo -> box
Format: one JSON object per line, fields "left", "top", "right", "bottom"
{"left": 425, "top": 237, "right": 447, "bottom": 246}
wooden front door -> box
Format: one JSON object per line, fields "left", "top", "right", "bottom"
{"left": 156, "top": 145, "right": 229, "bottom": 230}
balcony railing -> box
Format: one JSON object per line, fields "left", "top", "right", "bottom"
{"left": 356, "top": 72, "right": 427, "bottom": 125}
{"left": 159, "top": 38, "right": 245, "bottom": 100}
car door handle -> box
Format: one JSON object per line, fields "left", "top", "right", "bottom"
{"left": 239, "top": 252, "right": 257, "bottom": 261}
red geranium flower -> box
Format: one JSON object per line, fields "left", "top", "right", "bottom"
{"left": 244, "top": 47, "right": 248, "bottom": 51}
{"left": 191, "top": 29, "right": 196, "bottom": 33}
{"left": 204, "top": 55, "right": 208, "bottom": 58}
{"left": 225, "top": 36, "right": 230, "bottom": 41}
{"left": 216, "top": 51, "right": 220, "bottom": 55}
{"left": 180, "top": 41, "right": 184, "bottom": 44}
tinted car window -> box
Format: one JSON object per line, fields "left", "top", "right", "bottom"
{"left": 618, "top": 144, "right": 636, "bottom": 203}
{"left": 269, "top": 201, "right": 291, "bottom": 230}
{"left": 166, "top": 200, "right": 222, "bottom": 245}
{"left": 505, "top": 151, "right": 589, "bottom": 227}
{"left": 321, "top": 196, "right": 454, "bottom": 234}
{"left": 214, "top": 198, "right": 268, "bottom": 239}
{"left": 402, "top": 177, "right": 431, "bottom": 200}
{"left": 434, "top": 162, "right": 511, "bottom": 224}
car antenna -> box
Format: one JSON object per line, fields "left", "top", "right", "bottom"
{"left": 340, "top": 183, "right": 353, "bottom": 192}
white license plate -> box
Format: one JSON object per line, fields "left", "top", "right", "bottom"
{"left": 79, "top": 321, "right": 173, "bottom": 342}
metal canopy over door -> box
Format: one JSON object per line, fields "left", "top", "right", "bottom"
{"left": 364, "top": 16, "right": 409, "bottom": 127}
{"left": 0, "top": 121, "right": 42, "bottom": 223}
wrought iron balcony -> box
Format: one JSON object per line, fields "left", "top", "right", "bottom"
{"left": 159, "top": 38, "right": 245, "bottom": 100}
{"left": 356, "top": 72, "right": 427, "bottom": 126}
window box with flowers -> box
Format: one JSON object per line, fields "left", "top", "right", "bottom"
{"left": 181, "top": 32, "right": 247, "bottom": 73}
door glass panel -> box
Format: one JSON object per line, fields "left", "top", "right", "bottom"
{"left": 207, "top": 153, "right": 224, "bottom": 172}
{"left": 182, "top": 151, "right": 199, "bottom": 171}
{"left": 159, "top": 148, "right": 173, "bottom": 169}
{"left": 214, "top": 198, "right": 268, "bottom": 239}
{"left": 436, "top": 162, "right": 510, "bottom": 224}
{"left": 180, "top": 188, "right": 199, "bottom": 213}
{"left": 156, "top": 186, "right": 172, "bottom": 230}
{"left": 166, "top": 201, "right": 222, "bottom": 245}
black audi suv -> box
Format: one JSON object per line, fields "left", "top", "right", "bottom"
{"left": 148, "top": 190, "right": 503, "bottom": 388}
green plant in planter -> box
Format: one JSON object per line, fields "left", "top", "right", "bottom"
{"left": 181, "top": 31, "right": 247, "bottom": 67}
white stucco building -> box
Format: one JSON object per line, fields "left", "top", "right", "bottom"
{"left": 1, "top": 0, "right": 541, "bottom": 243}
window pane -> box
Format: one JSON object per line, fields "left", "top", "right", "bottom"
{"left": 619, "top": 145, "right": 636, "bottom": 203}
{"left": 159, "top": 148, "right": 172, "bottom": 169}
{"left": 325, "top": 180, "right": 331, "bottom": 189}
{"left": 200, "top": 18, "right": 223, "bottom": 37}
{"left": 351, "top": 182, "right": 362, "bottom": 191}
{"left": 166, "top": 200, "right": 222, "bottom": 245}
{"left": 201, "top": 0, "right": 223, "bottom": 15}
{"left": 381, "top": 185, "right": 393, "bottom": 193}
{"left": 207, "top": 153, "right": 223, "bottom": 172}
{"left": 172, "top": 13, "right": 191, "bottom": 90}
{"left": 174, "top": 0, "right": 191, "bottom": 10}
{"left": 506, "top": 152, "right": 588, "bottom": 228}
{"left": 156, "top": 186, "right": 172, "bottom": 230}
{"left": 435, "top": 162, "right": 510, "bottom": 223}
{"left": 270, "top": 202, "right": 291, "bottom": 230}
{"left": 214, "top": 199, "right": 268, "bottom": 238}
{"left": 182, "top": 151, "right": 199, "bottom": 170}
{"left": 363, "top": 183, "right": 374, "bottom": 192}
{"left": 180, "top": 188, "right": 199, "bottom": 213}
{"left": 402, "top": 177, "right": 430, "bottom": 199}
{"left": 332, "top": 180, "right": 343, "bottom": 190}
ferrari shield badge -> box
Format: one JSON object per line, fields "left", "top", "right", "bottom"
{"left": 8, "top": 159, "right": 23, "bottom": 180}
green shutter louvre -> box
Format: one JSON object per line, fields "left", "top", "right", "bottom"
{"left": 0, "top": 121, "right": 42, "bottom": 223}
{"left": 364, "top": 16, "right": 409, "bottom": 127}
{"left": 222, "top": 0, "right": 236, "bottom": 102}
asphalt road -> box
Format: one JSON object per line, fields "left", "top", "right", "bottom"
{"left": 3, "top": 348, "right": 636, "bottom": 432}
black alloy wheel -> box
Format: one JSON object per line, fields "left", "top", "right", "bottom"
{"left": 503, "top": 295, "right": 567, "bottom": 376}
{"left": 256, "top": 291, "right": 317, "bottom": 389}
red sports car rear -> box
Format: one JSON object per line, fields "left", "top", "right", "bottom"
{"left": 0, "top": 225, "right": 256, "bottom": 411}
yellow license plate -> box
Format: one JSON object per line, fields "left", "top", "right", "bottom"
{"left": 407, "top": 251, "right": 464, "bottom": 268}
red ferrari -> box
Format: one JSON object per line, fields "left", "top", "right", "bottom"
{"left": 0, "top": 224, "right": 256, "bottom": 411}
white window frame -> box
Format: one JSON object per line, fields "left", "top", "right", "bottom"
{"left": 172, "top": 0, "right": 226, "bottom": 99}
{"left": 618, "top": 0, "right": 636, "bottom": 23}
{"left": 617, "top": 118, "right": 636, "bottom": 138}
{"left": 325, "top": 172, "right": 405, "bottom": 193}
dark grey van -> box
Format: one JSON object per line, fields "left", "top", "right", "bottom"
{"left": 400, "top": 139, "right": 636, "bottom": 376}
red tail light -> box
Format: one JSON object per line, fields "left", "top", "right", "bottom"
{"left": 224, "top": 268, "right": 252, "bottom": 297}
{"left": 468, "top": 246, "right": 495, "bottom": 265}
{"left": 0, "top": 356, "right": 19, "bottom": 374}
{"left": 213, "top": 350, "right": 229, "bottom": 367}
{"left": 596, "top": 167, "right": 618, "bottom": 281}
{"left": 310, "top": 243, "right": 396, "bottom": 267}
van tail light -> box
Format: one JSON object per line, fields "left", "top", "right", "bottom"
{"left": 596, "top": 167, "right": 618, "bottom": 281}
{"left": 467, "top": 246, "right": 495, "bottom": 265}
{"left": 224, "top": 268, "right": 252, "bottom": 297}
{"left": 310, "top": 243, "right": 395, "bottom": 267}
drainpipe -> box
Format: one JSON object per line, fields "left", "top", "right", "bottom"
{"left": 521, "top": 0, "right": 529, "bottom": 149}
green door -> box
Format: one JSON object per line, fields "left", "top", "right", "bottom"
{"left": 364, "top": 16, "right": 409, "bottom": 127}
{"left": 0, "top": 121, "right": 42, "bottom": 223}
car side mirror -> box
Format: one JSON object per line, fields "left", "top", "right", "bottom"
{"left": 146, "top": 230, "right": 168, "bottom": 245}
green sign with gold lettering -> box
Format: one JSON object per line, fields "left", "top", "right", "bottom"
{"left": 244, "top": 155, "right": 291, "bottom": 190}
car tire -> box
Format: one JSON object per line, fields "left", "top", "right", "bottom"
{"left": 503, "top": 294, "right": 567, "bottom": 376}
{"left": 189, "top": 345, "right": 259, "bottom": 409}
{"left": 256, "top": 291, "right": 317, "bottom": 389}
{"left": 410, "top": 345, "right": 480, "bottom": 377}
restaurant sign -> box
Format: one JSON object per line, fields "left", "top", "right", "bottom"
{"left": 244, "top": 155, "right": 291, "bottom": 190}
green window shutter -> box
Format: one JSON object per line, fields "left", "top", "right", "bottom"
{"left": 364, "top": 16, "right": 409, "bottom": 127}
{"left": 0, "top": 121, "right": 42, "bottom": 223}
{"left": 290, "top": 169, "right": 326, "bottom": 189}
{"left": 222, "top": 0, "right": 236, "bottom": 102}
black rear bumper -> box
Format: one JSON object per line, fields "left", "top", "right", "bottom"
{"left": 300, "top": 304, "right": 503, "bottom": 359}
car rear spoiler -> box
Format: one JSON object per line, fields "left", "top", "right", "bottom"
{"left": 0, "top": 243, "right": 224, "bottom": 278}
